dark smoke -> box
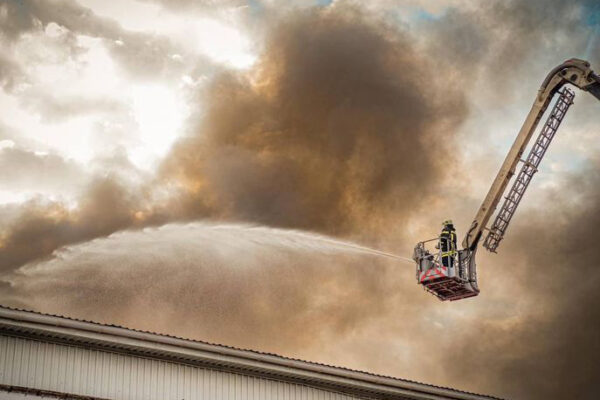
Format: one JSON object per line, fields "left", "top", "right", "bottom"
{"left": 0, "top": 178, "right": 144, "bottom": 273}
{"left": 162, "top": 8, "right": 467, "bottom": 235}
{"left": 1, "top": 1, "right": 599, "bottom": 399}
{"left": 0, "top": 6, "right": 467, "bottom": 273}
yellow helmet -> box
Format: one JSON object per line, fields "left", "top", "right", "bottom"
{"left": 442, "top": 219, "right": 453, "bottom": 226}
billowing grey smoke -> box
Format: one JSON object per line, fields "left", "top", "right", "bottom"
{"left": 1, "top": 1, "right": 599, "bottom": 399}
{"left": 161, "top": 7, "right": 467, "bottom": 235}
{"left": 0, "top": 6, "right": 467, "bottom": 273}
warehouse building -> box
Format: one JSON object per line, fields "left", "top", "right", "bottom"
{"left": 0, "top": 306, "right": 499, "bottom": 400}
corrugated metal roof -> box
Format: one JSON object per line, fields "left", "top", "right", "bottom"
{"left": 0, "top": 305, "right": 502, "bottom": 400}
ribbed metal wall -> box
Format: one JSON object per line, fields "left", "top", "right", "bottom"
{"left": 0, "top": 335, "right": 370, "bottom": 400}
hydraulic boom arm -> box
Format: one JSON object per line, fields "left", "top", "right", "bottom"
{"left": 413, "top": 58, "right": 600, "bottom": 301}
{"left": 462, "top": 59, "right": 600, "bottom": 251}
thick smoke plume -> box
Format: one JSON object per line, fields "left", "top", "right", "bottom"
{"left": 162, "top": 8, "right": 466, "bottom": 235}
{"left": 0, "top": 179, "right": 145, "bottom": 273}
{"left": 0, "top": 6, "right": 467, "bottom": 272}
{"left": 1, "top": 1, "right": 600, "bottom": 399}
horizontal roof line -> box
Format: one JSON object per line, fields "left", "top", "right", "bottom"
{"left": 0, "top": 305, "right": 501, "bottom": 400}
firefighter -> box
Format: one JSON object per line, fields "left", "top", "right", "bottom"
{"left": 440, "top": 220, "right": 457, "bottom": 269}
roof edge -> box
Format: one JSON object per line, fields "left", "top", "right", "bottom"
{"left": 0, "top": 305, "right": 501, "bottom": 400}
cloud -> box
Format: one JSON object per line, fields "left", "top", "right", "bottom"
{"left": 418, "top": 0, "right": 599, "bottom": 96}
{"left": 138, "top": 0, "right": 247, "bottom": 13}
{"left": 0, "top": 52, "right": 26, "bottom": 91}
{"left": 0, "top": 146, "right": 88, "bottom": 191}
{"left": 0, "top": 0, "right": 188, "bottom": 80}
{"left": 19, "top": 92, "right": 124, "bottom": 123}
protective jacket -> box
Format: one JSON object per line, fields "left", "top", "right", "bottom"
{"left": 440, "top": 224, "right": 457, "bottom": 268}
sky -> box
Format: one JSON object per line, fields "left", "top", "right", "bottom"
{"left": 0, "top": 0, "right": 599, "bottom": 399}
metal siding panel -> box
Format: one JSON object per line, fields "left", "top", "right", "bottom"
{"left": 101, "top": 351, "right": 109, "bottom": 399}
{"left": 72, "top": 346, "right": 80, "bottom": 394}
{"left": 98, "top": 350, "right": 104, "bottom": 398}
{"left": 140, "top": 357, "right": 147, "bottom": 400}
{"left": 48, "top": 340, "right": 56, "bottom": 390}
{"left": 135, "top": 355, "right": 142, "bottom": 400}
{"left": 151, "top": 358, "right": 158, "bottom": 400}
{"left": 0, "top": 336, "right": 7, "bottom": 383}
{"left": 175, "top": 363, "right": 181, "bottom": 400}
{"left": 149, "top": 359, "right": 157, "bottom": 400}
{"left": 12, "top": 335, "right": 22, "bottom": 385}
{"left": 124, "top": 353, "right": 132, "bottom": 400}
{"left": 186, "top": 364, "right": 193, "bottom": 400}
{"left": 203, "top": 368, "right": 209, "bottom": 400}
{"left": 240, "top": 373, "right": 246, "bottom": 400}
{"left": 56, "top": 342, "right": 64, "bottom": 390}
{"left": 25, "top": 341, "right": 35, "bottom": 388}
{"left": 107, "top": 353, "right": 114, "bottom": 397}
{"left": 54, "top": 342, "right": 62, "bottom": 392}
{"left": 58, "top": 342, "right": 67, "bottom": 392}
{"left": 223, "top": 369, "right": 228, "bottom": 400}
{"left": 19, "top": 336, "right": 29, "bottom": 385}
{"left": 8, "top": 336, "right": 17, "bottom": 384}
{"left": 64, "top": 345, "right": 72, "bottom": 393}
{"left": 93, "top": 349, "right": 100, "bottom": 396}
{"left": 165, "top": 362, "right": 171, "bottom": 400}
{"left": 164, "top": 359, "right": 170, "bottom": 399}
{"left": 83, "top": 348, "right": 91, "bottom": 395}
{"left": 192, "top": 366, "right": 199, "bottom": 400}
{"left": 83, "top": 349, "right": 91, "bottom": 397}
{"left": 33, "top": 341, "right": 43, "bottom": 388}
{"left": 200, "top": 367, "right": 205, "bottom": 400}
{"left": 218, "top": 368, "right": 223, "bottom": 400}
{"left": 41, "top": 341, "right": 50, "bottom": 388}
{"left": 120, "top": 354, "right": 127, "bottom": 399}
{"left": 158, "top": 358, "right": 165, "bottom": 399}
{"left": 178, "top": 363, "right": 184, "bottom": 400}
{"left": 38, "top": 340, "right": 47, "bottom": 388}
{"left": 0, "top": 336, "right": 372, "bottom": 400}
{"left": 7, "top": 336, "right": 16, "bottom": 384}
{"left": 86, "top": 350, "right": 94, "bottom": 397}
{"left": 211, "top": 368, "right": 216, "bottom": 400}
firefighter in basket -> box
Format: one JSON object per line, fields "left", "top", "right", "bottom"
{"left": 440, "top": 220, "right": 457, "bottom": 269}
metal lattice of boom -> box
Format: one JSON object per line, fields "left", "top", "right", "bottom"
{"left": 484, "top": 87, "right": 576, "bottom": 252}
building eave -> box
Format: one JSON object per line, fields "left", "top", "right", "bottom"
{"left": 0, "top": 306, "right": 501, "bottom": 400}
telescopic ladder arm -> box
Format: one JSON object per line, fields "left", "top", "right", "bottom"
{"left": 483, "top": 87, "right": 575, "bottom": 252}
{"left": 462, "top": 59, "right": 600, "bottom": 251}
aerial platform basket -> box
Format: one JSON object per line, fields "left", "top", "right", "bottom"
{"left": 413, "top": 239, "right": 479, "bottom": 301}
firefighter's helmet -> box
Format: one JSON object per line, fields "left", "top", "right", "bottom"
{"left": 442, "top": 219, "right": 453, "bottom": 226}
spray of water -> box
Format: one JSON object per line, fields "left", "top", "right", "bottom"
{"left": 266, "top": 228, "right": 414, "bottom": 263}
{"left": 36, "top": 222, "right": 414, "bottom": 269}
{"left": 4, "top": 220, "right": 415, "bottom": 364}
{"left": 146, "top": 223, "right": 413, "bottom": 262}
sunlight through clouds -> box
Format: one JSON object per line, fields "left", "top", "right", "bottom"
{"left": 193, "top": 17, "right": 256, "bottom": 68}
{"left": 129, "top": 84, "right": 188, "bottom": 169}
